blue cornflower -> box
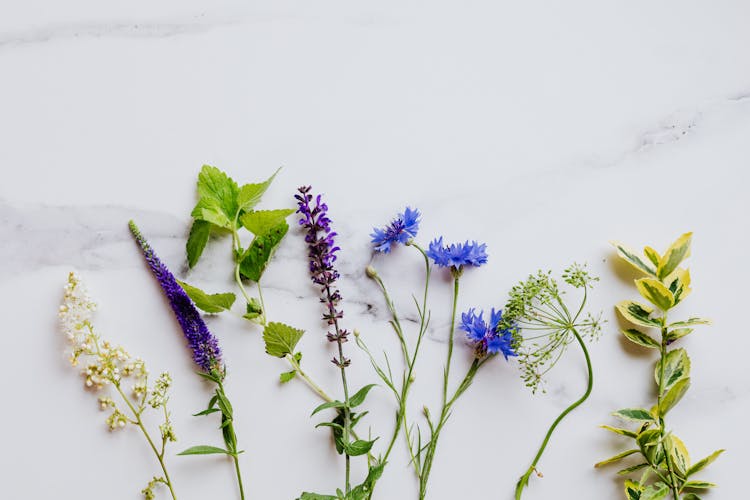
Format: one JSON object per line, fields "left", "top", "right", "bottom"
{"left": 370, "top": 207, "right": 421, "bottom": 253}
{"left": 426, "top": 237, "right": 488, "bottom": 269}
{"left": 459, "top": 307, "right": 516, "bottom": 359}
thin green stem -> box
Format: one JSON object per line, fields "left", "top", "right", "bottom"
{"left": 256, "top": 281, "right": 267, "bottom": 325}
{"left": 286, "top": 353, "right": 334, "bottom": 402}
{"left": 515, "top": 328, "right": 593, "bottom": 500}
{"left": 217, "top": 381, "right": 246, "bottom": 500}
{"left": 658, "top": 314, "right": 681, "bottom": 500}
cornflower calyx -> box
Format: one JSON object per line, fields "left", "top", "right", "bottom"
{"left": 370, "top": 207, "right": 421, "bottom": 253}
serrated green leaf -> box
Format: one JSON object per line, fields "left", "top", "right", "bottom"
{"left": 177, "top": 280, "right": 235, "bottom": 313}
{"left": 239, "top": 222, "right": 289, "bottom": 282}
{"left": 612, "top": 241, "right": 657, "bottom": 276}
{"left": 657, "top": 232, "right": 692, "bottom": 280}
{"left": 240, "top": 209, "right": 295, "bottom": 236}
{"left": 601, "top": 425, "right": 639, "bottom": 438}
{"left": 622, "top": 328, "right": 660, "bottom": 349}
{"left": 658, "top": 377, "right": 690, "bottom": 416}
{"left": 263, "top": 322, "right": 304, "bottom": 358}
{"left": 197, "top": 165, "right": 239, "bottom": 221}
{"left": 186, "top": 219, "right": 211, "bottom": 268}
{"left": 682, "top": 481, "right": 716, "bottom": 489}
{"left": 613, "top": 408, "right": 656, "bottom": 423}
{"left": 655, "top": 349, "right": 690, "bottom": 394}
{"left": 349, "top": 384, "right": 377, "bottom": 408}
{"left": 635, "top": 278, "right": 675, "bottom": 311}
{"left": 686, "top": 449, "right": 724, "bottom": 477}
{"left": 177, "top": 445, "right": 230, "bottom": 456}
{"left": 191, "top": 197, "right": 233, "bottom": 228}
{"left": 237, "top": 168, "right": 280, "bottom": 212}
{"left": 616, "top": 301, "right": 661, "bottom": 328}
{"left": 343, "top": 439, "right": 376, "bottom": 456}
{"left": 280, "top": 370, "right": 296, "bottom": 383}
{"left": 595, "top": 449, "right": 639, "bottom": 468}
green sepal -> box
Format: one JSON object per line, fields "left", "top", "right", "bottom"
{"left": 594, "top": 449, "right": 639, "bottom": 468}
{"left": 239, "top": 222, "right": 289, "bottom": 282}
{"left": 621, "top": 328, "right": 660, "bottom": 349}
{"left": 658, "top": 377, "right": 690, "bottom": 416}
{"left": 177, "top": 445, "right": 231, "bottom": 456}
{"left": 686, "top": 449, "right": 724, "bottom": 477}
{"left": 263, "top": 322, "right": 304, "bottom": 358}
{"left": 186, "top": 219, "right": 211, "bottom": 268}
{"left": 616, "top": 301, "right": 661, "bottom": 328}
{"left": 635, "top": 278, "right": 675, "bottom": 311}
{"left": 177, "top": 280, "right": 235, "bottom": 313}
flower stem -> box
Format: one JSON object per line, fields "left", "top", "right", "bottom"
{"left": 114, "top": 383, "right": 178, "bottom": 500}
{"left": 515, "top": 328, "right": 593, "bottom": 500}
{"left": 285, "top": 353, "right": 334, "bottom": 402}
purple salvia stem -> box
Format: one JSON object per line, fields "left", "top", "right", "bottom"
{"left": 128, "top": 220, "right": 223, "bottom": 376}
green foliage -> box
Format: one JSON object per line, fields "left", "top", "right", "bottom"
{"left": 177, "top": 445, "right": 231, "bottom": 456}
{"left": 600, "top": 233, "right": 720, "bottom": 499}
{"left": 186, "top": 220, "right": 211, "bottom": 268}
{"left": 263, "top": 322, "right": 304, "bottom": 358}
{"left": 177, "top": 280, "right": 235, "bottom": 313}
{"left": 239, "top": 222, "right": 289, "bottom": 282}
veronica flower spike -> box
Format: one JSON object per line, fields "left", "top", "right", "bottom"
{"left": 129, "top": 220, "right": 247, "bottom": 500}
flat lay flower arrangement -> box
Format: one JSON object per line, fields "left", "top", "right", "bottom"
{"left": 57, "top": 166, "right": 722, "bottom": 500}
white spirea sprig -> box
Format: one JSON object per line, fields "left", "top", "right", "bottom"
{"left": 58, "top": 272, "right": 179, "bottom": 499}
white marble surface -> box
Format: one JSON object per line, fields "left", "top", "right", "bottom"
{"left": 2, "top": 1, "right": 749, "bottom": 499}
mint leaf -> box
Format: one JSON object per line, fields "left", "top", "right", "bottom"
{"left": 186, "top": 220, "right": 211, "bottom": 268}
{"left": 242, "top": 298, "right": 263, "bottom": 322}
{"left": 263, "top": 322, "right": 304, "bottom": 358}
{"left": 240, "top": 209, "right": 295, "bottom": 236}
{"left": 279, "top": 370, "right": 296, "bottom": 383}
{"left": 237, "top": 168, "right": 280, "bottom": 212}
{"left": 177, "top": 280, "right": 235, "bottom": 313}
{"left": 197, "top": 165, "right": 239, "bottom": 221}
{"left": 239, "top": 222, "right": 289, "bottom": 281}
{"left": 191, "top": 197, "right": 233, "bottom": 229}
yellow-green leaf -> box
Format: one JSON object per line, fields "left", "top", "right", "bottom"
{"left": 664, "top": 434, "right": 690, "bottom": 476}
{"left": 669, "top": 317, "right": 711, "bottom": 328}
{"left": 666, "top": 328, "right": 694, "bottom": 344}
{"left": 644, "top": 246, "right": 661, "bottom": 267}
{"left": 657, "top": 232, "right": 692, "bottom": 280}
{"left": 613, "top": 408, "right": 656, "bottom": 423}
{"left": 686, "top": 449, "right": 724, "bottom": 477}
{"left": 635, "top": 278, "right": 675, "bottom": 311}
{"left": 622, "top": 328, "right": 660, "bottom": 349}
{"left": 665, "top": 267, "right": 692, "bottom": 304}
{"left": 595, "top": 449, "right": 639, "bottom": 468}
{"left": 612, "top": 241, "right": 657, "bottom": 276}
{"left": 624, "top": 479, "right": 643, "bottom": 500}
{"left": 655, "top": 348, "right": 691, "bottom": 393}
{"left": 658, "top": 377, "right": 690, "bottom": 416}
{"left": 616, "top": 300, "right": 661, "bottom": 328}
{"left": 600, "top": 425, "right": 639, "bottom": 438}
{"left": 683, "top": 480, "right": 716, "bottom": 489}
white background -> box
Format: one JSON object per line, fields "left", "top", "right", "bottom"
{"left": 1, "top": 1, "right": 748, "bottom": 499}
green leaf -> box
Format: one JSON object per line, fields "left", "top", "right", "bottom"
{"left": 621, "top": 328, "right": 660, "bottom": 349}
{"left": 635, "top": 278, "right": 675, "bottom": 311}
{"left": 215, "top": 390, "right": 234, "bottom": 418}
{"left": 618, "top": 463, "right": 649, "bottom": 476}
{"left": 612, "top": 241, "right": 657, "bottom": 276}
{"left": 186, "top": 219, "right": 211, "bottom": 268}
{"left": 263, "top": 322, "right": 304, "bottom": 358}
{"left": 643, "top": 246, "right": 661, "bottom": 267}
{"left": 666, "top": 328, "right": 694, "bottom": 344}
{"left": 682, "top": 495, "right": 703, "bottom": 500}
{"left": 311, "top": 400, "right": 346, "bottom": 416}
{"left": 239, "top": 222, "right": 289, "bottom": 282}
{"left": 664, "top": 434, "right": 690, "bottom": 476}
{"left": 612, "top": 408, "right": 656, "bottom": 423}
{"left": 641, "top": 482, "right": 669, "bottom": 500}
{"left": 280, "top": 370, "right": 296, "bottom": 383}
{"left": 658, "top": 377, "right": 690, "bottom": 416}
{"left": 686, "top": 449, "right": 724, "bottom": 477}
{"left": 298, "top": 493, "right": 337, "bottom": 500}
{"left": 197, "top": 165, "right": 239, "bottom": 221}
{"left": 616, "top": 301, "right": 661, "bottom": 328}
{"left": 193, "top": 407, "right": 220, "bottom": 416}
{"left": 315, "top": 421, "right": 346, "bottom": 432}
{"left": 682, "top": 481, "right": 716, "bottom": 489}
{"left": 657, "top": 232, "right": 692, "bottom": 280}
{"left": 595, "top": 449, "right": 639, "bottom": 468}
{"left": 177, "top": 280, "right": 236, "bottom": 313}
{"left": 237, "top": 168, "right": 280, "bottom": 212}
{"left": 636, "top": 429, "right": 663, "bottom": 465}
{"left": 343, "top": 439, "right": 376, "bottom": 456}
{"left": 191, "top": 197, "right": 233, "bottom": 228}
{"left": 665, "top": 268, "right": 692, "bottom": 304}
{"left": 601, "top": 425, "right": 638, "bottom": 438}
{"left": 349, "top": 384, "right": 377, "bottom": 408}
{"left": 177, "top": 445, "right": 230, "bottom": 456}
{"left": 243, "top": 298, "right": 264, "bottom": 322}
{"left": 624, "top": 479, "right": 643, "bottom": 500}
{"left": 240, "top": 209, "right": 295, "bottom": 236}
{"left": 669, "top": 317, "right": 711, "bottom": 328}
{"left": 349, "top": 463, "right": 386, "bottom": 500}
{"left": 655, "top": 349, "right": 690, "bottom": 394}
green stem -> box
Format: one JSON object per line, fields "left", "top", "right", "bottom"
{"left": 286, "top": 353, "right": 334, "bottom": 402}
{"left": 233, "top": 453, "right": 246, "bottom": 500}
{"left": 114, "top": 383, "right": 178, "bottom": 500}
{"left": 515, "top": 328, "right": 593, "bottom": 500}
{"left": 658, "top": 316, "right": 681, "bottom": 499}
{"left": 217, "top": 381, "right": 246, "bottom": 500}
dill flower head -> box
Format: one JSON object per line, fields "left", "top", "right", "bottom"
{"left": 129, "top": 220, "right": 223, "bottom": 376}
{"left": 460, "top": 307, "right": 517, "bottom": 359}
{"left": 426, "top": 237, "right": 488, "bottom": 270}
{"left": 370, "top": 207, "right": 421, "bottom": 253}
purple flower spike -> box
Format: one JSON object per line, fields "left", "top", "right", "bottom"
{"left": 129, "top": 220, "right": 223, "bottom": 376}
